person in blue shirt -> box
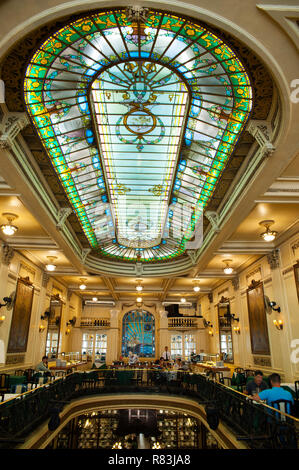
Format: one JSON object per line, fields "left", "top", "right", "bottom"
{"left": 252, "top": 373, "right": 294, "bottom": 414}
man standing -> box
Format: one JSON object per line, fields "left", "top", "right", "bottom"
{"left": 162, "top": 346, "right": 171, "bottom": 361}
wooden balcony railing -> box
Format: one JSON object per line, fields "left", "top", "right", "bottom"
{"left": 168, "top": 317, "right": 198, "bottom": 328}
{"left": 79, "top": 318, "right": 110, "bottom": 328}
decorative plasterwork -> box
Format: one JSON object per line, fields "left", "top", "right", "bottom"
{"left": 0, "top": 111, "right": 29, "bottom": 148}
{"left": 267, "top": 248, "right": 280, "bottom": 270}
{"left": 56, "top": 207, "right": 72, "bottom": 230}
{"left": 246, "top": 119, "right": 275, "bottom": 157}
{"left": 42, "top": 271, "right": 50, "bottom": 288}
{"left": 23, "top": 8, "right": 252, "bottom": 263}
{"left": 205, "top": 211, "right": 221, "bottom": 233}
{"left": 1, "top": 243, "right": 14, "bottom": 265}
{"left": 232, "top": 276, "right": 240, "bottom": 291}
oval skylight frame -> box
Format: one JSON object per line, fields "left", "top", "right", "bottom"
{"left": 24, "top": 8, "right": 252, "bottom": 262}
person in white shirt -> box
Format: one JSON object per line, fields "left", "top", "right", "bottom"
{"left": 162, "top": 346, "right": 171, "bottom": 361}
{"left": 128, "top": 351, "right": 139, "bottom": 365}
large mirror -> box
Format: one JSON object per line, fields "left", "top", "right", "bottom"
{"left": 218, "top": 296, "right": 233, "bottom": 363}
{"left": 45, "top": 294, "right": 62, "bottom": 358}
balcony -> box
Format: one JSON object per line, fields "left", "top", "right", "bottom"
{"left": 168, "top": 317, "right": 198, "bottom": 329}
{"left": 79, "top": 318, "right": 110, "bottom": 328}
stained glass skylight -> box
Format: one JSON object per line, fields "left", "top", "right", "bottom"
{"left": 24, "top": 8, "right": 252, "bottom": 262}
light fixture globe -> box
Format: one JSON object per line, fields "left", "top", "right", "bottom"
{"left": 223, "top": 259, "right": 233, "bottom": 274}
{"left": 136, "top": 285, "right": 143, "bottom": 292}
{"left": 1, "top": 213, "right": 18, "bottom": 236}
{"left": 92, "top": 297, "right": 98, "bottom": 302}
{"left": 136, "top": 296, "right": 143, "bottom": 304}
{"left": 79, "top": 278, "right": 87, "bottom": 290}
{"left": 180, "top": 297, "right": 186, "bottom": 303}
{"left": 259, "top": 220, "right": 277, "bottom": 242}
{"left": 193, "top": 286, "right": 200, "bottom": 292}
{"left": 45, "top": 256, "right": 57, "bottom": 271}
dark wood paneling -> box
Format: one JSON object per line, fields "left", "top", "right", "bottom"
{"left": 293, "top": 262, "right": 299, "bottom": 303}
{"left": 7, "top": 277, "right": 34, "bottom": 353}
{"left": 247, "top": 282, "right": 270, "bottom": 355}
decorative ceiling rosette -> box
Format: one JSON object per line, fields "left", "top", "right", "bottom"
{"left": 24, "top": 8, "right": 252, "bottom": 262}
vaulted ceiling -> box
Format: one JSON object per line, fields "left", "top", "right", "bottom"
{"left": 0, "top": 4, "right": 298, "bottom": 303}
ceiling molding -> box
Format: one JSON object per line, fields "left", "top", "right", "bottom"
{"left": 257, "top": 4, "right": 299, "bottom": 50}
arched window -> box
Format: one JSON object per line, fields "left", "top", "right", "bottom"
{"left": 122, "top": 310, "right": 155, "bottom": 357}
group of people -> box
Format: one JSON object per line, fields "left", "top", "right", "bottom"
{"left": 245, "top": 370, "right": 294, "bottom": 412}
{"left": 126, "top": 346, "right": 189, "bottom": 371}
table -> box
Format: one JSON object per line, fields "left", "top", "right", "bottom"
{"left": 193, "top": 362, "right": 231, "bottom": 377}
{"left": 281, "top": 383, "right": 296, "bottom": 392}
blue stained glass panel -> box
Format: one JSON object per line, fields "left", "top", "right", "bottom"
{"left": 122, "top": 310, "right": 155, "bottom": 357}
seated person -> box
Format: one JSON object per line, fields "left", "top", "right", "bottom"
{"left": 173, "top": 358, "right": 182, "bottom": 370}
{"left": 35, "top": 355, "right": 53, "bottom": 376}
{"left": 245, "top": 370, "right": 268, "bottom": 395}
{"left": 252, "top": 373, "right": 294, "bottom": 414}
{"left": 128, "top": 351, "right": 139, "bottom": 366}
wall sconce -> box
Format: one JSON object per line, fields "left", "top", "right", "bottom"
{"left": 65, "top": 327, "right": 71, "bottom": 335}
{"left": 0, "top": 315, "right": 6, "bottom": 324}
{"left": 39, "top": 325, "right": 46, "bottom": 333}
{"left": 269, "top": 301, "right": 281, "bottom": 313}
{"left": 230, "top": 314, "right": 239, "bottom": 322}
{"left": 41, "top": 310, "right": 50, "bottom": 321}
{"left": 208, "top": 328, "right": 214, "bottom": 337}
{"left": 233, "top": 326, "right": 241, "bottom": 334}
{"left": 273, "top": 319, "right": 283, "bottom": 330}
{"left": 0, "top": 296, "right": 12, "bottom": 309}
{"left": 1, "top": 213, "right": 18, "bottom": 236}
{"left": 259, "top": 220, "right": 277, "bottom": 242}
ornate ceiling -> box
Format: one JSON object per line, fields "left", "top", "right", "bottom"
{"left": 0, "top": 6, "right": 274, "bottom": 272}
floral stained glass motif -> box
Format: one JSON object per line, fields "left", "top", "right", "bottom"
{"left": 24, "top": 9, "right": 252, "bottom": 262}
{"left": 122, "top": 309, "right": 155, "bottom": 357}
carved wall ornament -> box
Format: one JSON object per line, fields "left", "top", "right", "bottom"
{"left": 247, "top": 279, "right": 261, "bottom": 290}
{"left": 56, "top": 207, "right": 72, "bottom": 230}
{"left": 0, "top": 112, "right": 29, "bottom": 148}
{"left": 267, "top": 249, "right": 280, "bottom": 270}
{"left": 246, "top": 267, "right": 261, "bottom": 280}
{"left": 208, "top": 293, "right": 213, "bottom": 304}
{"left": 253, "top": 356, "right": 272, "bottom": 367}
{"left": 42, "top": 271, "right": 50, "bottom": 288}
{"left": 186, "top": 249, "right": 197, "bottom": 265}
{"left": 135, "top": 262, "right": 143, "bottom": 276}
{"left": 232, "top": 276, "right": 240, "bottom": 291}
{"left": 126, "top": 6, "right": 150, "bottom": 22}
{"left": 205, "top": 211, "right": 221, "bottom": 233}
{"left": 247, "top": 120, "right": 275, "bottom": 156}
{"left": 1, "top": 243, "right": 14, "bottom": 265}
{"left": 81, "top": 248, "right": 91, "bottom": 263}
{"left": 291, "top": 240, "right": 299, "bottom": 256}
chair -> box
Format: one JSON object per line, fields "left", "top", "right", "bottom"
{"left": 130, "top": 369, "right": 143, "bottom": 387}
{"left": 0, "top": 374, "right": 10, "bottom": 393}
{"left": 270, "top": 399, "right": 293, "bottom": 421}
{"left": 24, "top": 369, "right": 35, "bottom": 382}
{"left": 295, "top": 381, "right": 299, "bottom": 400}
{"left": 14, "top": 369, "right": 25, "bottom": 376}
{"left": 220, "top": 377, "right": 232, "bottom": 387}
{"left": 244, "top": 369, "right": 255, "bottom": 378}
{"left": 214, "top": 372, "right": 224, "bottom": 382}
{"left": 234, "top": 368, "right": 244, "bottom": 374}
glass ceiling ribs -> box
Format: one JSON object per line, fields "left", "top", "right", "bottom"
{"left": 24, "top": 9, "right": 252, "bottom": 262}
